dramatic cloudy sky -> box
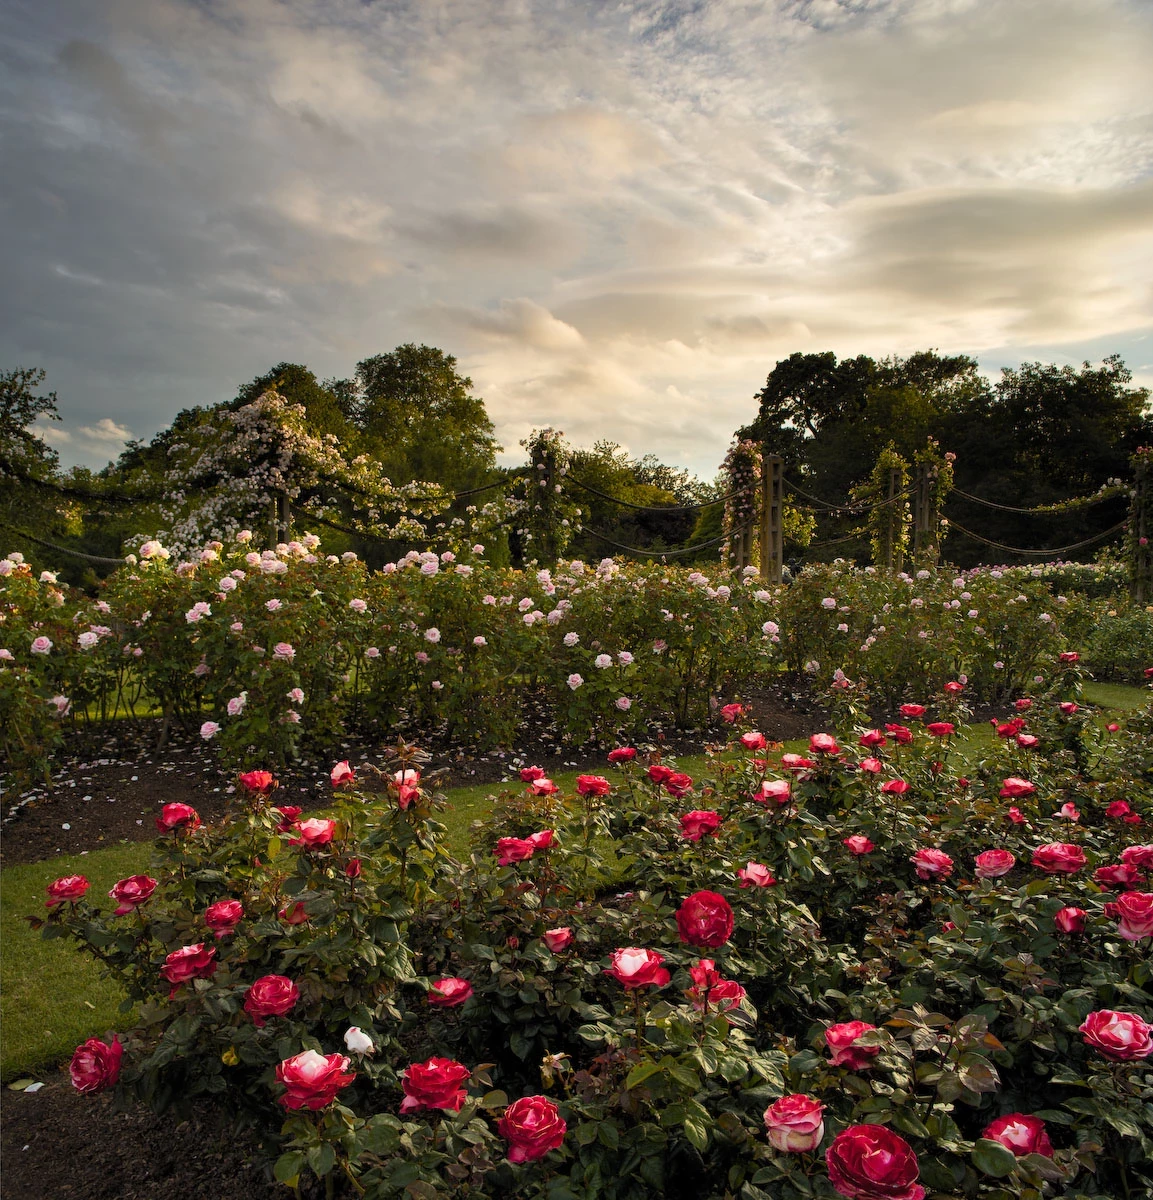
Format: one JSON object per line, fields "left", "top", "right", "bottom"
{"left": 3, "top": 0, "right": 1152, "bottom": 479}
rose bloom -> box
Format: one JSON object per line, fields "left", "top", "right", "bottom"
{"left": 1079, "top": 1010, "right": 1153, "bottom": 1060}
{"left": 156, "top": 802, "right": 201, "bottom": 833}
{"left": 1000, "top": 777, "right": 1036, "bottom": 799}
{"left": 1096, "top": 863, "right": 1143, "bottom": 888}
{"left": 648, "top": 763, "right": 674, "bottom": 785}
{"left": 1059, "top": 701, "right": 1079, "bottom": 715}
{"left": 604, "top": 947, "right": 670, "bottom": 989}
{"left": 738, "top": 862, "right": 777, "bottom": 888}
{"left": 576, "top": 774, "right": 611, "bottom": 797}
{"left": 520, "top": 765, "right": 546, "bottom": 782}
{"left": 244, "top": 975, "right": 300, "bottom": 1026}
{"left": 1121, "top": 845, "right": 1153, "bottom": 869}
{"left": 1104, "top": 891, "right": 1153, "bottom": 941}
{"left": 859, "top": 729, "right": 887, "bottom": 748}
{"left": 944, "top": 680, "right": 964, "bottom": 695}
{"left": 1106, "top": 800, "right": 1133, "bottom": 819}
{"left": 238, "top": 770, "right": 276, "bottom": 795}
{"left": 161, "top": 943, "right": 217, "bottom": 993}
{"left": 280, "top": 900, "right": 309, "bottom": 925}
{"left": 330, "top": 760, "right": 356, "bottom": 788}
{"left": 543, "top": 927, "right": 574, "bottom": 952}
{"left": 911, "top": 848, "right": 954, "bottom": 880}
{"left": 664, "top": 771, "right": 694, "bottom": 798}
{"left": 344, "top": 1027, "right": 375, "bottom": 1056}
{"left": 899, "top": 704, "right": 926, "bottom": 719}
{"left": 1007, "top": 806, "right": 1027, "bottom": 825}
{"left": 858, "top": 757, "right": 883, "bottom": 774}
{"left": 1053, "top": 906, "right": 1087, "bottom": 933}
{"left": 826, "top": 1124, "right": 925, "bottom": 1200}
{"left": 204, "top": 898, "right": 244, "bottom": 938}
{"left": 498, "top": 1095, "right": 567, "bottom": 1163}
{"left": 45, "top": 874, "right": 90, "bottom": 908}
{"left": 429, "top": 977, "right": 474, "bottom": 1007}
{"left": 680, "top": 810, "right": 722, "bottom": 841}
{"left": 810, "top": 733, "right": 840, "bottom": 755}
{"left": 274, "top": 805, "right": 302, "bottom": 832}
{"left": 607, "top": 746, "right": 637, "bottom": 763}
{"left": 982, "top": 1113, "right": 1054, "bottom": 1158}
{"left": 975, "top": 849, "right": 1016, "bottom": 879}
{"left": 676, "top": 890, "right": 734, "bottom": 948}
{"left": 70, "top": 1035, "right": 123, "bottom": 1094}
{"left": 276, "top": 1049, "right": 356, "bottom": 1111}
{"left": 764, "top": 1094, "right": 825, "bottom": 1153}
{"left": 844, "top": 835, "right": 875, "bottom": 856}
{"left": 1032, "top": 842, "right": 1086, "bottom": 874}
{"left": 530, "top": 777, "right": 559, "bottom": 796}
{"left": 687, "top": 959, "right": 745, "bottom": 1012}
{"left": 494, "top": 837, "right": 536, "bottom": 865}
{"left": 109, "top": 874, "right": 158, "bottom": 915}
{"left": 290, "top": 818, "right": 336, "bottom": 848}
{"left": 757, "top": 779, "right": 792, "bottom": 806}
{"left": 880, "top": 779, "right": 909, "bottom": 795}
{"left": 1055, "top": 802, "right": 1080, "bottom": 822}
{"left": 782, "top": 753, "right": 817, "bottom": 771}
{"left": 741, "top": 731, "right": 768, "bottom": 751}
{"left": 825, "top": 1021, "right": 881, "bottom": 1069}
{"left": 720, "top": 702, "right": 745, "bottom": 723}
{"left": 400, "top": 1056, "right": 471, "bottom": 1113}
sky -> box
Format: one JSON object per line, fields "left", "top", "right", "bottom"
{"left": 2, "top": 0, "right": 1152, "bottom": 481}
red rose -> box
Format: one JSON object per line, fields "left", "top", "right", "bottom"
{"left": 844, "top": 835, "right": 874, "bottom": 856}
{"left": 1095, "top": 864, "right": 1142, "bottom": 887}
{"left": 810, "top": 733, "right": 839, "bottom": 755}
{"left": 576, "top": 774, "right": 611, "bottom": 796}
{"left": 330, "top": 760, "right": 356, "bottom": 788}
{"left": 1079, "top": 1010, "right": 1153, "bottom": 1060}
{"left": 926, "top": 721, "right": 954, "bottom": 737}
{"left": 899, "top": 704, "right": 925, "bottom": 719}
{"left": 346, "top": 857, "right": 362, "bottom": 879}
{"left": 981, "top": 1113, "right": 1054, "bottom": 1158}
{"left": 1121, "top": 844, "right": 1153, "bottom": 869}
{"left": 276, "top": 1049, "right": 355, "bottom": 1110}
{"left": 156, "top": 802, "right": 200, "bottom": 833}
{"left": 676, "top": 890, "right": 734, "bottom": 948}
{"left": 1031, "top": 842, "right": 1086, "bottom": 874}
{"left": 880, "top": 779, "right": 909, "bottom": 795}
{"left": 664, "top": 771, "right": 694, "bottom": 798}
{"left": 274, "top": 805, "right": 302, "bottom": 832}
{"left": 741, "top": 731, "right": 768, "bottom": 750}
{"left": 69, "top": 1035, "right": 123, "bottom": 1093}
{"left": 429, "top": 977, "right": 473, "bottom": 1007}
{"left": 1007, "top": 806, "right": 1026, "bottom": 825}
{"left": 238, "top": 770, "right": 276, "bottom": 795}
{"left": 604, "top": 947, "right": 670, "bottom": 989}
{"left": 720, "top": 703, "right": 745, "bottom": 723}
{"left": 758, "top": 779, "right": 792, "bottom": 805}
{"left": 1107, "top": 800, "right": 1133, "bottom": 819}
{"left": 494, "top": 837, "right": 536, "bottom": 865}
{"left": 161, "top": 943, "right": 217, "bottom": 994}
{"left": 974, "top": 849, "right": 1016, "bottom": 879}
{"left": 944, "top": 680, "right": 964, "bottom": 694}
{"left": 45, "top": 874, "right": 90, "bottom": 908}
{"left": 204, "top": 899, "right": 244, "bottom": 938}
{"left": 280, "top": 900, "right": 309, "bottom": 925}
{"left": 109, "top": 875, "right": 157, "bottom": 915}
{"left": 826, "top": 1124, "right": 925, "bottom": 1200}
{"left": 543, "top": 927, "right": 573, "bottom": 952}
{"left": 1058, "top": 651, "right": 1080, "bottom": 663}
{"left": 738, "top": 862, "right": 777, "bottom": 887}
{"left": 680, "top": 810, "right": 721, "bottom": 841}
{"left": 859, "top": 730, "right": 887, "bottom": 748}
{"left": 1000, "top": 777, "right": 1035, "bottom": 799}
{"left": 519, "top": 765, "right": 546, "bottom": 782}
{"left": 1103, "top": 891, "right": 1153, "bottom": 941}
{"left": 910, "top": 848, "right": 953, "bottom": 880}
{"left": 400, "top": 1056, "right": 471, "bottom": 1112}
{"left": 824, "top": 1021, "right": 880, "bottom": 1069}
{"left": 607, "top": 747, "right": 636, "bottom": 763}
{"left": 499, "top": 1095, "right": 567, "bottom": 1163}
{"left": 647, "top": 764, "right": 674, "bottom": 784}
{"left": 884, "top": 724, "right": 913, "bottom": 745}
{"left": 764, "top": 1094, "right": 824, "bottom": 1153}
{"left": 244, "top": 974, "right": 299, "bottom": 1026}
{"left": 290, "top": 818, "right": 335, "bottom": 847}
{"left": 1053, "top": 906, "right": 1086, "bottom": 933}
{"left": 1059, "top": 702, "right": 1079, "bottom": 715}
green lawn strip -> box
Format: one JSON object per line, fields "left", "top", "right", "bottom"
{"left": 1081, "top": 681, "right": 1149, "bottom": 711}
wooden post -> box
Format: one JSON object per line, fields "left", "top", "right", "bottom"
{"left": 913, "top": 463, "right": 930, "bottom": 561}
{"left": 1133, "top": 456, "right": 1150, "bottom": 604}
{"left": 886, "top": 466, "right": 903, "bottom": 574}
{"left": 760, "top": 454, "right": 783, "bottom": 583}
{"left": 276, "top": 492, "right": 291, "bottom": 544}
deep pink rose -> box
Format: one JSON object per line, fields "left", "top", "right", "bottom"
{"left": 543, "top": 927, "right": 574, "bottom": 952}
{"left": 400, "top": 1056, "right": 471, "bottom": 1112}
{"left": 1104, "top": 891, "right": 1153, "bottom": 941}
{"left": 607, "top": 747, "right": 637, "bottom": 763}
{"left": 1120, "top": 845, "right": 1153, "bottom": 869}
{"left": 859, "top": 758, "right": 883, "bottom": 774}
{"left": 330, "top": 760, "right": 356, "bottom": 788}
{"left": 844, "top": 835, "right": 875, "bottom": 856}
{"left": 1000, "top": 778, "right": 1035, "bottom": 799}
{"left": 826, "top": 1124, "right": 925, "bottom": 1200}
{"left": 664, "top": 771, "right": 694, "bottom": 798}
{"left": 1079, "top": 1010, "right": 1153, "bottom": 1060}
{"left": 280, "top": 900, "right": 309, "bottom": 925}
{"left": 274, "top": 805, "right": 302, "bottom": 832}
{"left": 429, "top": 977, "right": 474, "bottom": 1007}
{"left": 810, "top": 733, "right": 840, "bottom": 755}
{"left": 276, "top": 1049, "right": 355, "bottom": 1110}
{"left": 764, "top": 1094, "right": 824, "bottom": 1153}
{"left": 676, "top": 890, "right": 734, "bottom": 948}
{"left": 758, "top": 779, "right": 792, "bottom": 805}
{"left": 880, "top": 779, "right": 909, "bottom": 795}
{"left": 576, "top": 774, "right": 611, "bottom": 796}
{"left": 604, "top": 947, "right": 670, "bottom": 989}
{"left": 1007, "top": 807, "right": 1026, "bottom": 825}
{"left": 1031, "top": 843, "right": 1086, "bottom": 874}
{"left": 156, "top": 803, "right": 200, "bottom": 833}
{"left": 520, "top": 765, "right": 546, "bottom": 782}
{"left": 527, "top": 829, "right": 555, "bottom": 851}
{"left": 825, "top": 1021, "right": 880, "bottom": 1069}
{"left": 741, "top": 731, "right": 768, "bottom": 751}
{"left": 974, "top": 850, "right": 1016, "bottom": 879}
{"left": 289, "top": 818, "right": 335, "bottom": 847}
{"left": 530, "top": 778, "right": 559, "bottom": 796}
{"left": 1053, "top": 906, "right": 1086, "bottom": 933}
{"left": 204, "top": 899, "right": 244, "bottom": 938}
{"left": 926, "top": 722, "right": 954, "bottom": 738}
{"left": 1095, "top": 864, "right": 1142, "bottom": 887}
{"left": 161, "top": 943, "right": 217, "bottom": 994}
{"left": 647, "top": 763, "right": 674, "bottom": 784}
{"left": 738, "top": 862, "right": 777, "bottom": 888}
{"left": 494, "top": 837, "right": 536, "bottom": 865}
{"left": 885, "top": 724, "right": 913, "bottom": 745}
{"left": 680, "top": 810, "right": 721, "bottom": 841}
{"left": 859, "top": 730, "right": 887, "bottom": 748}
{"left": 244, "top": 974, "right": 300, "bottom": 1026}
{"left": 499, "top": 1095, "right": 567, "bottom": 1163}
{"left": 910, "top": 848, "right": 953, "bottom": 880}
{"left": 69, "top": 1035, "right": 123, "bottom": 1093}
{"left": 238, "top": 770, "right": 276, "bottom": 795}
{"left": 46, "top": 874, "right": 90, "bottom": 908}
{"left": 720, "top": 703, "right": 745, "bottom": 723}
{"left": 981, "top": 1113, "right": 1054, "bottom": 1158}
{"left": 1107, "top": 801, "right": 1134, "bottom": 819}
{"left": 782, "top": 753, "right": 816, "bottom": 771}
{"left": 109, "top": 875, "right": 158, "bottom": 915}
{"left": 899, "top": 704, "right": 925, "bottom": 719}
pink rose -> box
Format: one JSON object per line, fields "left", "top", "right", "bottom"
{"left": 204, "top": 899, "right": 244, "bottom": 938}
{"left": 827, "top": 1125, "right": 924, "bottom": 1200}
{"left": 1103, "top": 891, "right": 1153, "bottom": 941}
{"left": 1031, "top": 843, "right": 1086, "bottom": 874}
{"left": 494, "top": 837, "right": 536, "bottom": 865}
{"left": 274, "top": 805, "right": 302, "bottom": 831}
{"left": 604, "top": 947, "right": 670, "bottom": 990}
{"left": 244, "top": 975, "right": 300, "bottom": 1026}
{"left": 530, "top": 777, "right": 559, "bottom": 796}
{"left": 720, "top": 703, "right": 745, "bottom": 723}
{"left": 238, "top": 770, "right": 276, "bottom": 795}
{"left": 429, "top": 977, "right": 474, "bottom": 1007}
{"left": 576, "top": 775, "right": 611, "bottom": 797}
{"left": 1053, "top": 906, "right": 1086, "bottom": 933}
{"left": 757, "top": 780, "right": 792, "bottom": 806}
{"left": 664, "top": 771, "right": 694, "bottom": 799}
{"left": 741, "top": 731, "right": 768, "bottom": 751}
{"left": 825, "top": 1021, "right": 880, "bottom": 1069}
{"left": 527, "top": 829, "right": 555, "bottom": 850}
{"left": 843, "top": 836, "right": 874, "bottom": 856}
{"left": 330, "top": 760, "right": 356, "bottom": 788}
{"left": 400, "top": 1056, "right": 471, "bottom": 1112}
{"left": 498, "top": 1095, "right": 567, "bottom": 1163}
{"left": 45, "top": 874, "right": 90, "bottom": 908}
{"left": 859, "top": 730, "right": 887, "bottom": 748}
{"left": 607, "top": 747, "right": 637, "bottom": 763}
{"left": 290, "top": 818, "right": 336, "bottom": 847}
{"left": 1000, "top": 777, "right": 1035, "bottom": 799}
{"left": 156, "top": 802, "right": 200, "bottom": 833}
{"left": 737, "top": 862, "right": 777, "bottom": 888}
{"left": 1120, "top": 845, "right": 1153, "bottom": 869}
{"left": 520, "top": 766, "right": 546, "bottom": 782}
{"left": 981, "top": 1113, "right": 1054, "bottom": 1158}
{"left": 885, "top": 724, "right": 913, "bottom": 745}
{"left": 543, "top": 928, "right": 574, "bottom": 952}
{"left": 686, "top": 959, "right": 745, "bottom": 1012}
{"left": 680, "top": 810, "right": 721, "bottom": 842}
{"left": 809, "top": 733, "right": 839, "bottom": 755}
{"left": 926, "top": 722, "right": 954, "bottom": 738}
{"left": 974, "top": 849, "right": 1016, "bottom": 879}
{"left": 109, "top": 875, "right": 158, "bottom": 915}
{"left": 910, "top": 848, "right": 953, "bottom": 880}
{"left": 69, "top": 1035, "right": 123, "bottom": 1093}
{"left": 280, "top": 900, "right": 309, "bottom": 925}
{"left": 675, "top": 891, "right": 734, "bottom": 948}
{"left": 276, "top": 1049, "right": 356, "bottom": 1110}
{"left": 764, "top": 1094, "right": 824, "bottom": 1153}
{"left": 881, "top": 779, "right": 909, "bottom": 795}
{"left": 1095, "top": 864, "right": 1143, "bottom": 887}
{"left": 1079, "top": 1010, "right": 1153, "bottom": 1060}
{"left": 161, "top": 943, "right": 217, "bottom": 994}
{"left": 899, "top": 704, "right": 926, "bottom": 719}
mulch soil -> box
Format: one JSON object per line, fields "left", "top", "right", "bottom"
{"left": 0, "top": 678, "right": 815, "bottom": 1198}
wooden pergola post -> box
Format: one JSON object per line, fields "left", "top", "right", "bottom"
{"left": 760, "top": 454, "right": 783, "bottom": 584}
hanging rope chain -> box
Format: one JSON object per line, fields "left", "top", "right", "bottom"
{"left": 950, "top": 485, "right": 1125, "bottom": 515}
{"left": 569, "top": 476, "right": 753, "bottom": 513}
{"left": 945, "top": 518, "right": 1127, "bottom": 558}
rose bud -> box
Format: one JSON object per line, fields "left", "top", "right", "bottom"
{"left": 824, "top": 1021, "right": 881, "bottom": 1069}
{"left": 1103, "top": 891, "right": 1153, "bottom": 941}
{"left": 809, "top": 733, "right": 839, "bottom": 755}
{"left": 109, "top": 875, "right": 158, "bottom": 915}
{"left": 737, "top": 862, "right": 777, "bottom": 888}
{"left": 156, "top": 802, "right": 200, "bottom": 833}
{"left": 274, "top": 805, "right": 302, "bottom": 832}
{"left": 982, "top": 1113, "right": 1054, "bottom": 1158}
{"left": 161, "top": 943, "right": 217, "bottom": 996}
{"left": 244, "top": 974, "right": 300, "bottom": 1027}
{"left": 680, "top": 810, "right": 721, "bottom": 841}
{"left": 576, "top": 774, "right": 611, "bottom": 796}
{"left": 428, "top": 977, "right": 473, "bottom": 1007}
{"left": 764, "top": 1094, "right": 825, "bottom": 1153}
{"left": 45, "top": 874, "right": 90, "bottom": 908}
{"left": 843, "top": 835, "right": 875, "bottom": 856}
{"left": 330, "top": 760, "right": 356, "bottom": 788}
{"left": 279, "top": 900, "right": 309, "bottom": 925}
{"left": 910, "top": 847, "right": 954, "bottom": 880}
{"left": 519, "top": 765, "right": 546, "bottom": 782}
{"left": 276, "top": 1049, "right": 356, "bottom": 1110}
{"left": 69, "top": 1035, "right": 123, "bottom": 1094}
{"left": 607, "top": 746, "right": 637, "bottom": 763}
{"left": 1079, "top": 1010, "right": 1153, "bottom": 1060}
{"left": 1053, "top": 906, "right": 1086, "bottom": 933}
{"left": 1120, "top": 845, "right": 1153, "bottom": 869}
{"left": 543, "top": 927, "right": 574, "bottom": 952}
{"left": 1031, "top": 842, "right": 1086, "bottom": 874}
{"left": 664, "top": 771, "right": 694, "bottom": 798}
{"left": 344, "top": 1026, "right": 375, "bottom": 1056}
{"left": 289, "top": 818, "right": 336, "bottom": 848}
{"left": 527, "top": 829, "right": 555, "bottom": 851}
{"left": 494, "top": 837, "right": 536, "bottom": 865}
{"left": 604, "top": 947, "right": 670, "bottom": 990}
{"left": 675, "top": 891, "right": 734, "bottom": 948}
{"left": 1095, "top": 863, "right": 1142, "bottom": 888}
{"left": 346, "top": 857, "right": 362, "bottom": 879}
{"left": 688, "top": 972, "right": 745, "bottom": 1013}
{"left": 741, "top": 731, "right": 768, "bottom": 751}
{"left": 499, "top": 1095, "right": 567, "bottom": 1163}
{"left": 238, "top": 770, "right": 276, "bottom": 795}
{"left": 999, "top": 777, "right": 1035, "bottom": 799}
{"left": 1055, "top": 802, "right": 1080, "bottom": 821}
{"left": 204, "top": 899, "right": 244, "bottom": 938}
{"left": 1006, "top": 806, "right": 1026, "bottom": 825}
{"left": 826, "top": 1124, "right": 925, "bottom": 1200}
{"left": 899, "top": 704, "right": 926, "bottom": 719}
{"left": 400, "top": 1056, "right": 471, "bottom": 1113}
{"left": 974, "top": 849, "right": 1016, "bottom": 879}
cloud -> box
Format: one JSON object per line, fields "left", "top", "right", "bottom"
{"left": 77, "top": 417, "right": 134, "bottom": 443}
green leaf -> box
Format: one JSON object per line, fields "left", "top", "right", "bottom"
{"left": 307, "top": 1142, "right": 335, "bottom": 1177}
{"left": 789, "top": 1049, "right": 821, "bottom": 1074}
{"left": 626, "top": 1061, "right": 664, "bottom": 1090}
{"left": 274, "top": 1151, "right": 304, "bottom": 1185}
{"left": 683, "top": 1114, "right": 709, "bottom": 1152}
{"left": 972, "top": 1138, "right": 1019, "bottom": 1178}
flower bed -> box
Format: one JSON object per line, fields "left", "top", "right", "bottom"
{"left": 33, "top": 667, "right": 1153, "bottom": 1199}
